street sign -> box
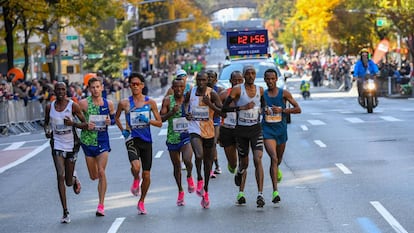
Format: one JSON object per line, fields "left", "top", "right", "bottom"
{"left": 143, "top": 28, "right": 155, "bottom": 39}
{"left": 66, "top": 35, "right": 78, "bottom": 40}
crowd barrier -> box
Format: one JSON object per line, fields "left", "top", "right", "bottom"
{"left": 0, "top": 89, "right": 132, "bottom": 136}
{"left": 0, "top": 100, "right": 45, "bottom": 135}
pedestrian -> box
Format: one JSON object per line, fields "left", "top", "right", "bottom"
{"left": 184, "top": 71, "right": 223, "bottom": 208}
{"left": 115, "top": 72, "right": 162, "bottom": 215}
{"left": 206, "top": 70, "right": 224, "bottom": 178}
{"left": 218, "top": 71, "right": 244, "bottom": 174}
{"left": 43, "top": 82, "right": 87, "bottom": 223}
{"left": 159, "top": 77, "right": 195, "bottom": 206}
{"left": 222, "top": 66, "right": 266, "bottom": 207}
{"left": 262, "top": 69, "right": 301, "bottom": 204}
{"left": 79, "top": 77, "right": 116, "bottom": 216}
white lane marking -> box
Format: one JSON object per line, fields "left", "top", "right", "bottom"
{"left": 3, "top": 141, "right": 26, "bottom": 151}
{"left": 155, "top": 150, "right": 163, "bottom": 158}
{"left": 345, "top": 117, "right": 364, "bottom": 123}
{"left": 307, "top": 120, "right": 326, "bottom": 125}
{"left": 300, "top": 125, "right": 308, "bottom": 131}
{"left": 107, "top": 217, "right": 125, "bottom": 233}
{"left": 159, "top": 128, "right": 167, "bottom": 136}
{"left": 370, "top": 201, "right": 408, "bottom": 233}
{"left": 0, "top": 141, "right": 49, "bottom": 174}
{"left": 335, "top": 163, "right": 352, "bottom": 174}
{"left": 314, "top": 140, "right": 327, "bottom": 148}
{"left": 380, "top": 116, "right": 403, "bottom": 122}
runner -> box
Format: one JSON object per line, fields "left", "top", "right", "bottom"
{"left": 44, "top": 82, "right": 87, "bottom": 223}
{"left": 218, "top": 71, "right": 243, "bottom": 174}
{"left": 262, "top": 68, "right": 301, "bottom": 204}
{"left": 222, "top": 66, "right": 266, "bottom": 208}
{"left": 184, "top": 71, "right": 223, "bottom": 208}
{"left": 115, "top": 72, "right": 162, "bottom": 215}
{"left": 206, "top": 70, "right": 224, "bottom": 178}
{"left": 79, "top": 77, "right": 115, "bottom": 216}
{"left": 160, "top": 78, "right": 195, "bottom": 206}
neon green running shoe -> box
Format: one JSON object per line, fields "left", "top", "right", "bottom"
{"left": 272, "top": 191, "right": 281, "bottom": 203}
{"left": 236, "top": 192, "right": 246, "bottom": 205}
{"left": 228, "top": 165, "right": 236, "bottom": 174}
{"left": 277, "top": 169, "right": 283, "bottom": 182}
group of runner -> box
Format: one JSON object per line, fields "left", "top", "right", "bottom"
{"left": 44, "top": 66, "right": 301, "bottom": 223}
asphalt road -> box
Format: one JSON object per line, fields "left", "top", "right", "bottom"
{"left": 1, "top": 79, "right": 414, "bottom": 233}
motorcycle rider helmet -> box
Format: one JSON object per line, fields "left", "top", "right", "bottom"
{"left": 359, "top": 48, "right": 370, "bottom": 59}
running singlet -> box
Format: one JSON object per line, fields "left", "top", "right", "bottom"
{"left": 49, "top": 100, "right": 75, "bottom": 152}
{"left": 80, "top": 96, "right": 110, "bottom": 146}
{"left": 236, "top": 84, "right": 261, "bottom": 126}
{"left": 167, "top": 95, "right": 189, "bottom": 144}
{"left": 188, "top": 87, "right": 214, "bottom": 139}
{"left": 262, "top": 88, "right": 287, "bottom": 134}
{"left": 126, "top": 96, "right": 152, "bottom": 143}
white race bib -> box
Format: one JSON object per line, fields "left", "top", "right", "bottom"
{"left": 89, "top": 114, "right": 106, "bottom": 131}
{"left": 223, "top": 112, "right": 237, "bottom": 127}
{"left": 238, "top": 106, "right": 260, "bottom": 125}
{"left": 130, "top": 111, "right": 150, "bottom": 128}
{"left": 192, "top": 106, "right": 209, "bottom": 121}
{"left": 173, "top": 117, "right": 189, "bottom": 132}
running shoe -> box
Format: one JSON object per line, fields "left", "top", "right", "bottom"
{"left": 256, "top": 194, "right": 265, "bottom": 208}
{"left": 210, "top": 170, "right": 217, "bottom": 179}
{"left": 187, "top": 177, "right": 195, "bottom": 193}
{"left": 214, "top": 166, "right": 222, "bottom": 174}
{"left": 137, "top": 201, "right": 147, "bottom": 215}
{"left": 201, "top": 191, "right": 210, "bottom": 209}
{"left": 130, "top": 178, "right": 140, "bottom": 196}
{"left": 228, "top": 165, "right": 236, "bottom": 174}
{"left": 277, "top": 169, "right": 283, "bottom": 182}
{"left": 177, "top": 191, "right": 185, "bottom": 206}
{"left": 73, "top": 176, "right": 81, "bottom": 195}
{"left": 96, "top": 204, "right": 105, "bottom": 216}
{"left": 60, "top": 210, "right": 71, "bottom": 223}
{"left": 272, "top": 191, "right": 281, "bottom": 204}
{"left": 236, "top": 192, "right": 246, "bottom": 205}
{"left": 196, "top": 180, "right": 204, "bottom": 197}
{"left": 234, "top": 171, "right": 242, "bottom": 187}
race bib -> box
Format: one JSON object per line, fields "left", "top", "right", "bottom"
{"left": 89, "top": 114, "right": 106, "bottom": 131}
{"left": 223, "top": 112, "right": 237, "bottom": 127}
{"left": 265, "top": 111, "right": 282, "bottom": 123}
{"left": 192, "top": 106, "right": 209, "bottom": 121}
{"left": 173, "top": 117, "right": 189, "bottom": 132}
{"left": 130, "top": 111, "right": 150, "bottom": 129}
{"left": 238, "top": 107, "right": 260, "bottom": 125}
{"left": 52, "top": 118, "right": 72, "bottom": 135}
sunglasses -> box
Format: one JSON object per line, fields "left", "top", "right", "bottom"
{"left": 177, "top": 74, "right": 187, "bottom": 78}
{"left": 130, "top": 82, "right": 143, "bottom": 87}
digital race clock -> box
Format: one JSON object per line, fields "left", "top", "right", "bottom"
{"left": 226, "top": 30, "right": 269, "bottom": 56}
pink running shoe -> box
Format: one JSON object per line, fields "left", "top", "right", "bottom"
{"left": 130, "top": 178, "right": 140, "bottom": 196}
{"left": 187, "top": 177, "right": 195, "bottom": 193}
{"left": 137, "top": 201, "right": 147, "bottom": 215}
{"left": 177, "top": 191, "right": 185, "bottom": 206}
{"left": 196, "top": 180, "right": 204, "bottom": 197}
{"left": 201, "top": 191, "right": 210, "bottom": 209}
{"left": 210, "top": 170, "right": 217, "bottom": 179}
{"left": 96, "top": 204, "right": 105, "bottom": 216}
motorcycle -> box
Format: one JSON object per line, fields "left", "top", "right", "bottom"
{"left": 359, "top": 76, "right": 378, "bottom": 113}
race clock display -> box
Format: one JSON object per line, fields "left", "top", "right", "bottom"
{"left": 226, "top": 30, "right": 269, "bottom": 56}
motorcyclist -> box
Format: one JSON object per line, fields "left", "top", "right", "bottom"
{"left": 353, "top": 48, "right": 379, "bottom": 104}
{"left": 300, "top": 80, "right": 310, "bottom": 99}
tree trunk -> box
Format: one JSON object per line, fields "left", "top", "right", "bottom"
{"left": 3, "top": 6, "right": 14, "bottom": 71}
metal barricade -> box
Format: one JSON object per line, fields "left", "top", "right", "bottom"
{"left": 0, "top": 101, "right": 9, "bottom": 127}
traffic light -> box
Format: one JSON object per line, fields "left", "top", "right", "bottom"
{"left": 169, "top": 0, "right": 175, "bottom": 20}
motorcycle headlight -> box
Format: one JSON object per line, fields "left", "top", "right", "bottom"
{"left": 364, "top": 80, "right": 376, "bottom": 90}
